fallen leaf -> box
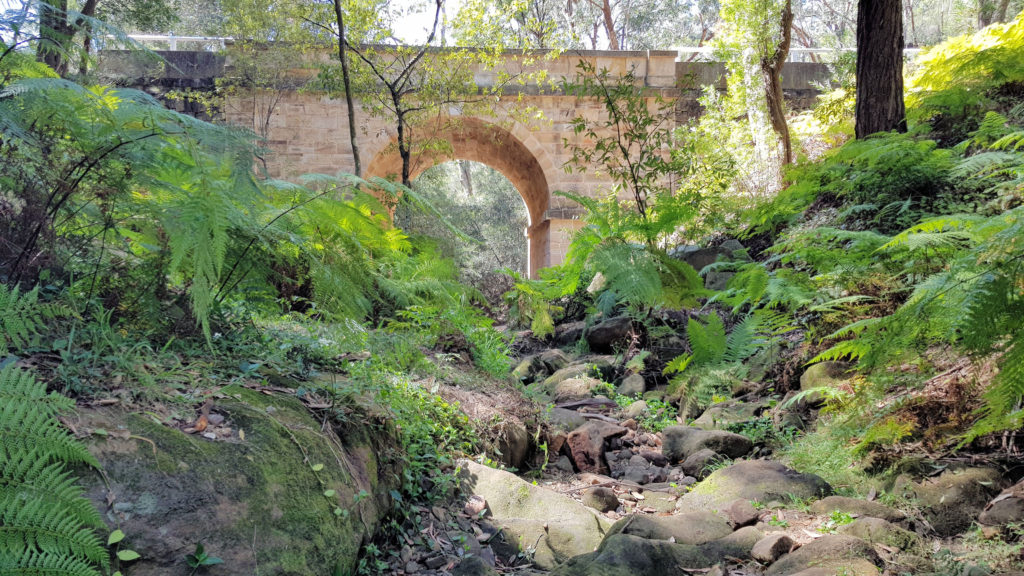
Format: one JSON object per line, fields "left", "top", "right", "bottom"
{"left": 238, "top": 429, "right": 245, "bottom": 441}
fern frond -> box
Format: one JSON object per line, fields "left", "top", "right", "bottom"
{"left": 808, "top": 295, "right": 875, "bottom": 313}
{"left": 723, "top": 315, "right": 760, "bottom": 363}
{"left": 0, "top": 285, "right": 69, "bottom": 356}
{"left": 0, "top": 366, "right": 108, "bottom": 575}
{"left": 969, "top": 334, "right": 1024, "bottom": 440}
{"left": 688, "top": 312, "right": 727, "bottom": 366}
{"left": 808, "top": 340, "right": 872, "bottom": 364}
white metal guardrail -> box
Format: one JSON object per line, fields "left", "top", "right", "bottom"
{"left": 104, "top": 35, "right": 925, "bottom": 62}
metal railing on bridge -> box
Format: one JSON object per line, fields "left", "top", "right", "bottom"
{"left": 106, "top": 35, "right": 924, "bottom": 63}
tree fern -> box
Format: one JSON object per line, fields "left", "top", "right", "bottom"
{"left": 0, "top": 365, "right": 108, "bottom": 576}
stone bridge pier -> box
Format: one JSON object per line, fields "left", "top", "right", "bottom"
{"left": 101, "top": 48, "right": 831, "bottom": 277}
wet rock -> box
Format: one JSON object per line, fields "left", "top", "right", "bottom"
{"left": 810, "top": 495, "right": 905, "bottom": 523}
{"left": 583, "top": 487, "right": 620, "bottom": 513}
{"left": 911, "top": 467, "right": 1006, "bottom": 537}
{"left": 726, "top": 499, "right": 760, "bottom": 528}
{"left": 837, "top": 517, "right": 919, "bottom": 550}
{"left": 766, "top": 535, "right": 882, "bottom": 576}
{"left": 567, "top": 421, "right": 628, "bottom": 475}
{"left": 662, "top": 426, "right": 753, "bottom": 463}
{"left": 457, "top": 460, "right": 611, "bottom": 570}
{"left": 680, "top": 448, "right": 724, "bottom": 480}
{"left": 585, "top": 316, "right": 634, "bottom": 353}
{"left": 979, "top": 478, "right": 1024, "bottom": 529}
{"left": 608, "top": 511, "right": 733, "bottom": 545}
{"left": 677, "top": 460, "right": 831, "bottom": 513}
{"left": 752, "top": 533, "right": 796, "bottom": 563}
{"left": 618, "top": 373, "right": 646, "bottom": 397}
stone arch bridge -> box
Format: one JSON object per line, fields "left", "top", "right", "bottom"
{"left": 102, "top": 47, "right": 830, "bottom": 277}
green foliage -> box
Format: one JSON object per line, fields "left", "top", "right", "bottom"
{"left": 907, "top": 15, "right": 1024, "bottom": 126}
{"left": 0, "top": 365, "right": 108, "bottom": 576}
{"left": 0, "top": 284, "right": 69, "bottom": 356}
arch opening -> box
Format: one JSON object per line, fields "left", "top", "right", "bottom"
{"left": 366, "top": 117, "right": 553, "bottom": 277}
{"left": 398, "top": 161, "right": 529, "bottom": 302}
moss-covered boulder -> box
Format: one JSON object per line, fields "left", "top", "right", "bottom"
{"left": 766, "top": 535, "right": 882, "bottom": 576}
{"left": 837, "top": 517, "right": 919, "bottom": 550}
{"left": 677, "top": 460, "right": 831, "bottom": 512}
{"left": 606, "top": 512, "right": 733, "bottom": 545}
{"left": 661, "top": 426, "right": 753, "bottom": 463}
{"left": 552, "top": 533, "right": 715, "bottom": 576}
{"left": 79, "top": 385, "right": 399, "bottom": 576}
{"left": 809, "top": 496, "right": 905, "bottom": 523}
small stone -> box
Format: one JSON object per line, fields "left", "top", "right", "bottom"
{"left": 582, "top": 486, "right": 620, "bottom": 513}
{"left": 424, "top": 556, "right": 446, "bottom": 569}
{"left": 639, "top": 450, "right": 668, "bottom": 467}
{"left": 207, "top": 413, "right": 225, "bottom": 425}
{"left": 752, "top": 533, "right": 796, "bottom": 563}
{"left": 726, "top": 499, "right": 760, "bottom": 528}
{"left": 621, "top": 418, "right": 638, "bottom": 430}
{"left": 551, "top": 455, "right": 575, "bottom": 473}
{"left": 202, "top": 432, "right": 217, "bottom": 440}
{"left": 463, "top": 495, "right": 488, "bottom": 517}
{"left": 405, "top": 560, "right": 421, "bottom": 573}
{"left": 431, "top": 505, "right": 447, "bottom": 522}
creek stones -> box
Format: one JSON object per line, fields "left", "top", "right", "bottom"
{"left": 545, "top": 407, "right": 587, "bottom": 433}
{"left": 979, "top": 478, "right": 1024, "bottom": 529}
{"left": 765, "top": 534, "right": 883, "bottom": 576}
{"left": 495, "top": 420, "right": 530, "bottom": 469}
{"left": 726, "top": 499, "right": 760, "bottom": 528}
{"left": 585, "top": 316, "right": 634, "bottom": 353}
{"left": 457, "top": 460, "right": 611, "bottom": 569}
{"left": 554, "top": 320, "right": 586, "bottom": 347}
{"left": 809, "top": 495, "right": 905, "bottom": 523}
{"left": 452, "top": 556, "right": 498, "bottom": 576}
{"left": 677, "top": 460, "right": 832, "bottom": 512}
{"left": 608, "top": 511, "right": 733, "bottom": 545}
{"left": 567, "top": 421, "right": 628, "bottom": 474}
{"left": 661, "top": 426, "right": 754, "bottom": 462}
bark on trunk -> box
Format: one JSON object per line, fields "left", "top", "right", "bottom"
{"left": 761, "top": 0, "right": 794, "bottom": 165}
{"left": 333, "top": 0, "right": 361, "bottom": 177}
{"left": 599, "top": 0, "right": 619, "bottom": 50}
{"left": 855, "top": 0, "right": 906, "bottom": 139}
{"left": 38, "top": 0, "right": 71, "bottom": 76}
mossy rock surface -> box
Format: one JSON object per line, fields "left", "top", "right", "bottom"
{"left": 810, "top": 496, "right": 905, "bottom": 523}
{"left": 766, "top": 535, "right": 882, "bottom": 576}
{"left": 607, "top": 512, "right": 732, "bottom": 545}
{"left": 79, "top": 385, "right": 399, "bottom": 576}
{"left": 677, "top": 460, "right": 831, "bottom": 512}
{"left": 552, "top": 533, "right": 715, "bottom": 576}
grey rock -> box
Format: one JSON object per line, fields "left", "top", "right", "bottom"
{"left": 979, "top": 478, "right": 1024, "bottom": 529}
{"left": 810, "top": 495, "right": 905, "bottom": 523}
{"left": 585, "top": 316, "right": 634, "bottom": 353}
{"left": 618, "top": 373, "right": 646, "bottom": 397}
{"left": 677, "top": 460, "right": 832, "bottom": 513}
{"left": 766, "top": 535, "right": 882, "bottom": 576}
{"left": 751, "top": 533, "right": 796, "bottom": 563}
{"left": 662, "top": 426, "right": 753, "bottom": 462}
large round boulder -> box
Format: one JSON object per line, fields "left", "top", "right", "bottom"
{"left": 677, "top": 460, "right": 831, "bottom": 512}
{"left": 766, "top": 535, "right": 882, "bottom": 576}
{"left": 661, "top": 426, "right": 754, "bottom": 462}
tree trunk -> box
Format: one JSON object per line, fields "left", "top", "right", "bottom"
{"left": 459, "top": 160, "right": 474, "bottom": 196}
{"left": 38, "top": 0, "right": 71, "bottom": 76}
{"left": 761, "top": 0, "right": 793, "bottom": 165}
{"left": 995, "top": 0, "right": 1012, "bottom": 22}
{"left": 978, "top": 0, "right": 997, "bottom": 27}
{"left": 599, "top": 0, "right": 619, "bottom": 50}
{"left": 855, "top": 0, "right": 906, "bottom": 139}
{"left": 333, "top": 0, "right": 361, "bottom": 177}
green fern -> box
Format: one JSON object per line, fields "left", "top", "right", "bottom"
{"left": 0, "top": 365, "right": 108, "bottom": 576}
{"left": 0, "top": 284, "right": 68, "bottom": 356}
